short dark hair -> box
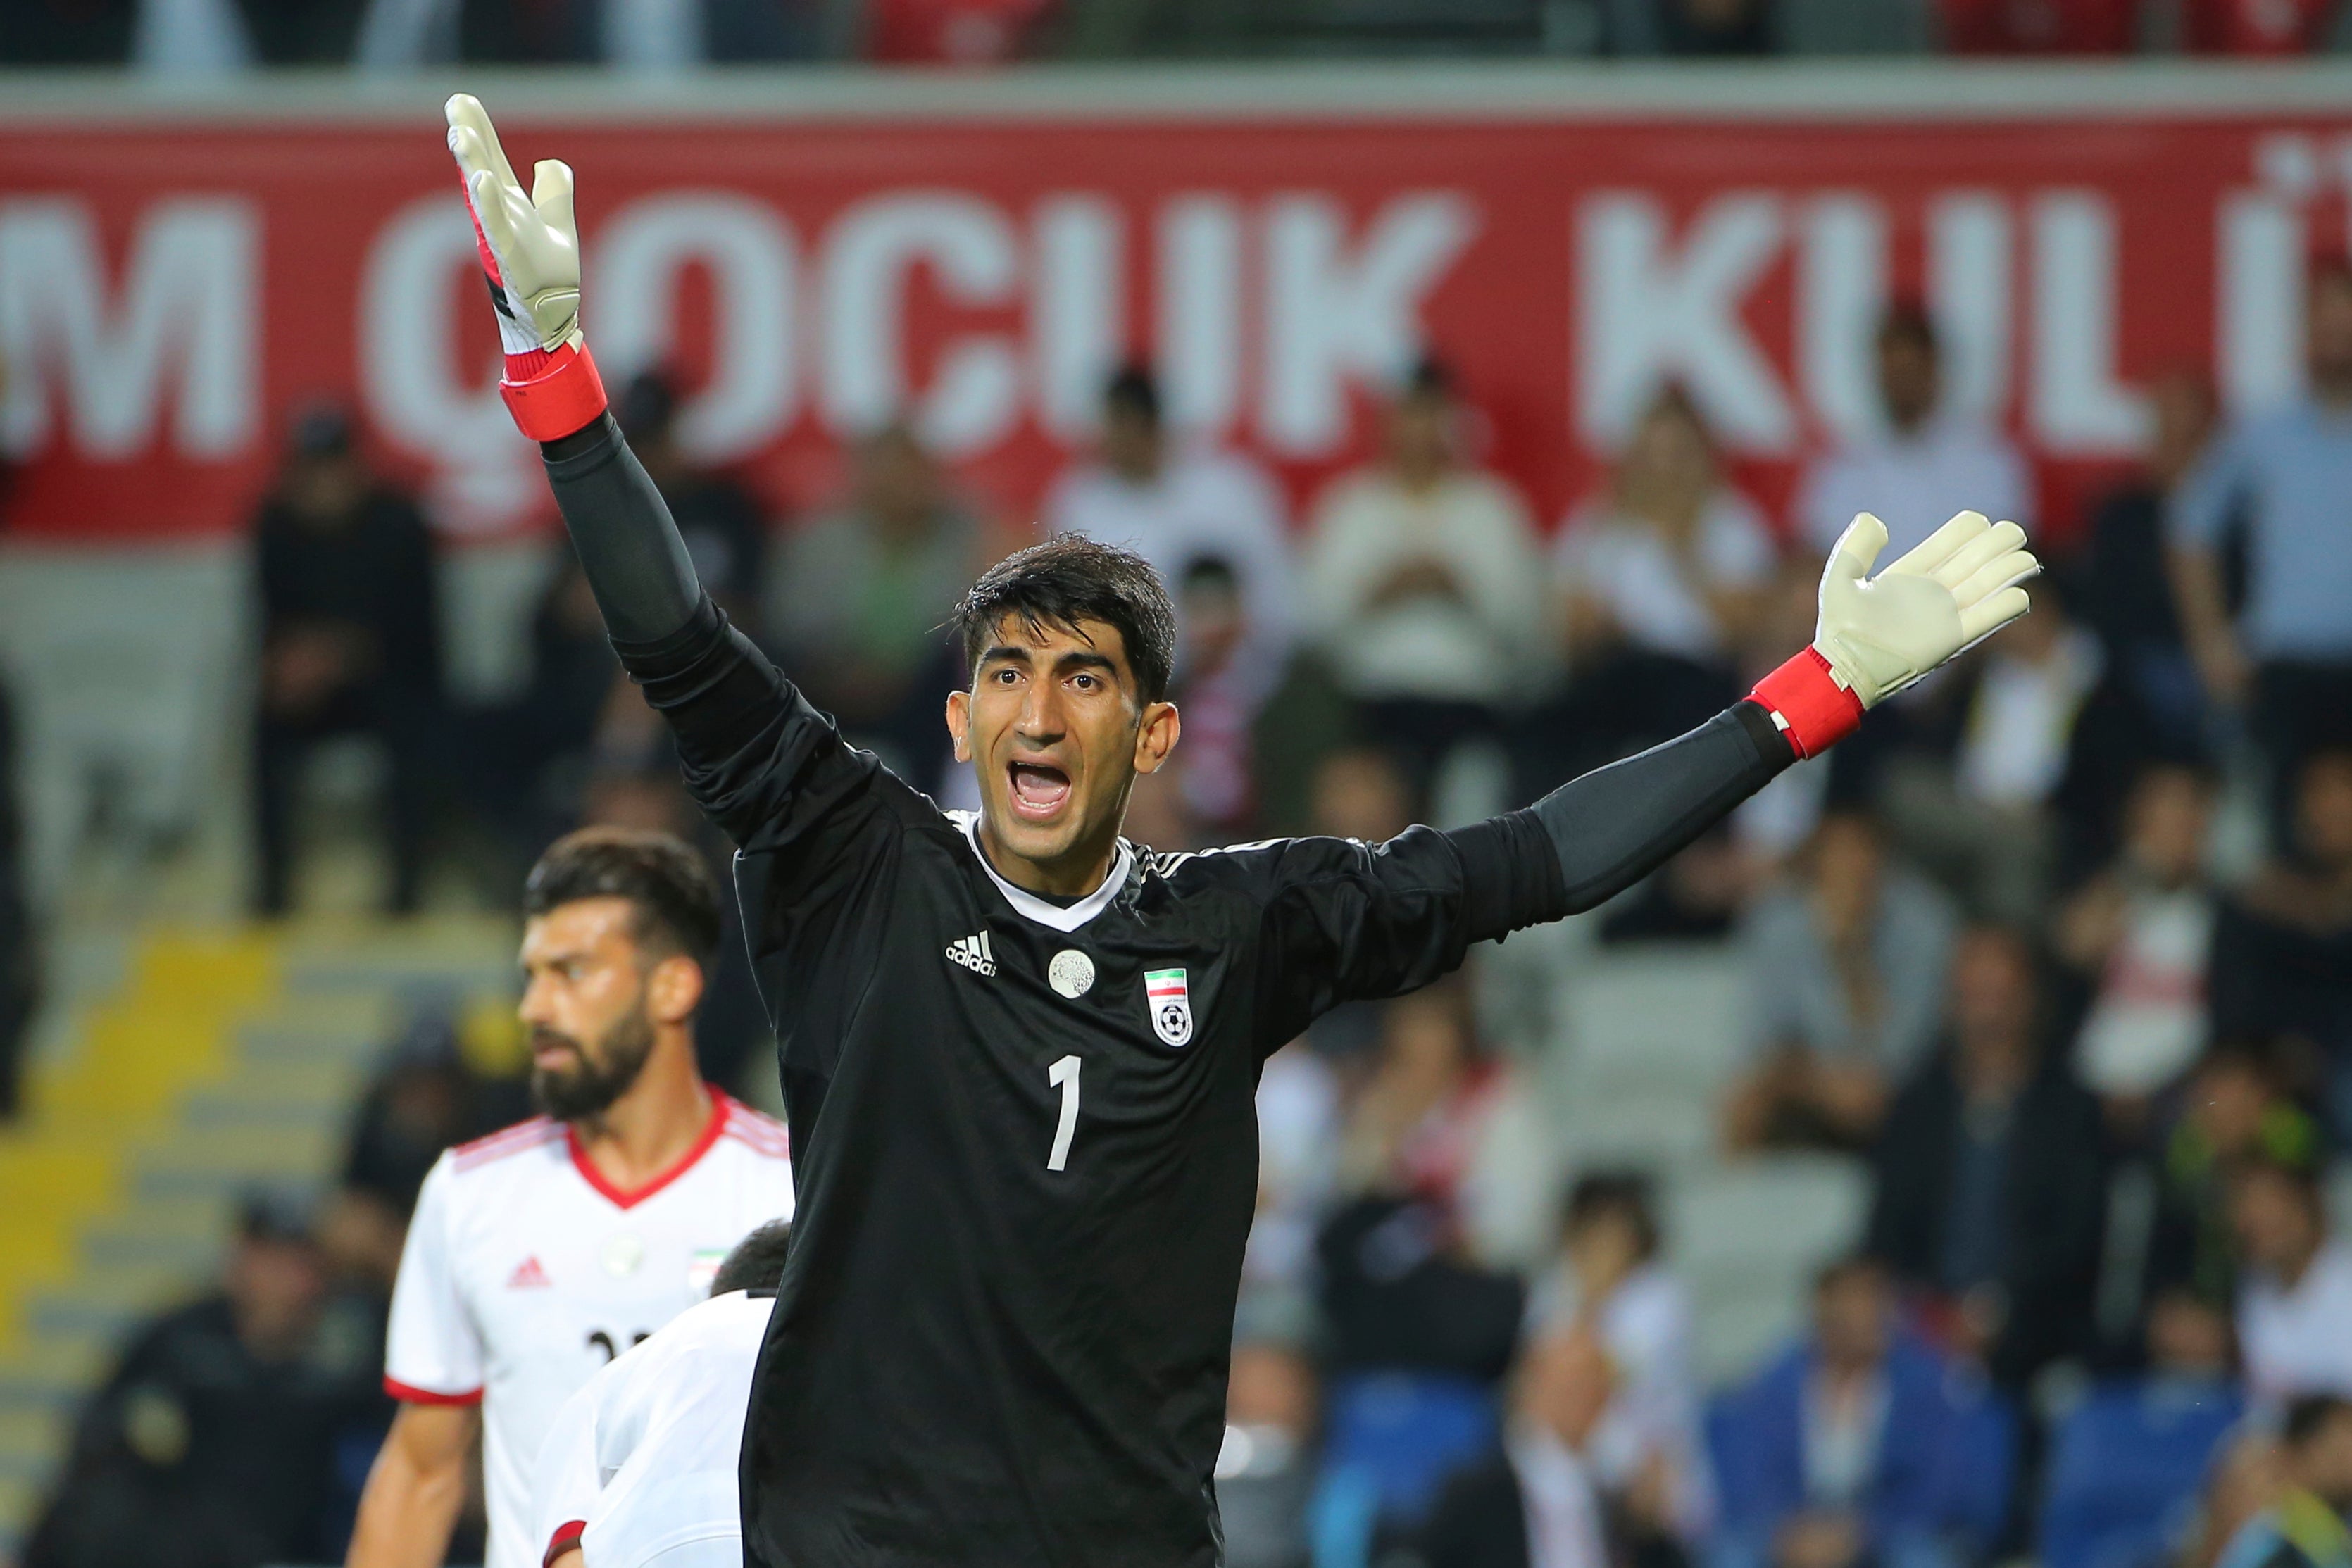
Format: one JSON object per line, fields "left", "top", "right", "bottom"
{"left": 1104, "top": 364, "right": 1159, "bottom": 425}
{"left": 1563, "top": 1169, "right": 1660, "bottom": 1262}
{"left": 952, "top": 537, "right": 1179, "bottom": 705}
{"left": 711, "top": 1217, "right": 793, "bottom": 1296}
{"left": 2284, "top": 1392, "right": 2352, "bottom": 1449}
{"left": 523, "top": 827, "right": 723, "bottom": 972}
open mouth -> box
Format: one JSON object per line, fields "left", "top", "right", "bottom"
{"left": 1007, "top": 761, "right": 1073, "bottom": 822}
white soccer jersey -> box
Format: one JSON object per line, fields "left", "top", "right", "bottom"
{"left": 532, "top": 1290, "right": 772, "bottom": 1568}
{"left": 384, "top": 1092, "right": 792, "bottom": 1568}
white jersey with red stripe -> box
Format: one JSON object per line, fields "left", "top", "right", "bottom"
{"left": 384, "top": 1091, "right": 792, "bottom": 1568}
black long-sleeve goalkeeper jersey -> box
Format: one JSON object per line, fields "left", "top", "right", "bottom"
{"left": 539, "top": 415, "right": 1795, "bottom": 1568}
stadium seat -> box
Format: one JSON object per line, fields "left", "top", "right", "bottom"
{"left": 1670, "top": 1157, "right": 1871, "bottom": 1385}
{"left": 2039, "top": 1379, "right": 2244, "bottom": 1568}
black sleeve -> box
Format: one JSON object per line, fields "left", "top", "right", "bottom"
{"left": 1250, "top": 701, "right": 1795, "bottom": 1045}
{"left": 539, "top": 417, "right": 894, "bottom": 858}
{"left": 539, "top": 413, "right": 706, "bottom": 645}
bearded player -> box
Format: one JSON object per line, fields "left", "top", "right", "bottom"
{"left": 443, "top": 95, "right": 2038, "bottom": 1568}
{"left": 345, "top": 828, "right": 793, "bottom": 1568}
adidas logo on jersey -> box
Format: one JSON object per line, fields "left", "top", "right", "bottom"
{"left": 506, "top": 1255, "right": 551, "bottom": 1289}
{"left": 945, "top": 932, "right": 996, "bottom": 977}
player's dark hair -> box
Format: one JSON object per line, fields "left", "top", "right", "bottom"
{"left": 953, "top": 537, "right": 1179, "bottom": 705}
{"left": 1103, "top": 363, "right": 1160, "bottom": 425}
{"left": 523, "top": 827, "right": 722, "bottom": 972}
{"left": 1563, "top": 1169, "right": 1660, "bottom": 1262}
{"left": 2284, "top": 1393, "right": 2352, "bottom": 1449}
{"left": 712, "top": 1218, "right": 794, "bottom": 1296}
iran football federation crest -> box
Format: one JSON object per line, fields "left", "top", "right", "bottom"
{"left": 1145, "top": 967, "right": 1193, "bottom": 1047}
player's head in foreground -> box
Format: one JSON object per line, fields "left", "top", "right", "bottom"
{"left": 711, "top": 1218, "right": 794, "bottom": 1298}
{"left": 520, "top": 827, "right": 721, "bottom": 1124}
{"left": 944, "top": 536, "right": 1181, "bottom": 897}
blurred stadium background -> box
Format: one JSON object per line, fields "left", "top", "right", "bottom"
{"left": 6, "top": 4, "right": 2352, "bottom": 1567}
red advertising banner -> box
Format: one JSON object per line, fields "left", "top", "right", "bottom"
{"left": 2, "top": 77, "right": 2350, "bottom": 542}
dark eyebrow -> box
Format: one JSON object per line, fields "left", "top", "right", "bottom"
{"left": 1050, "top": 650, "right": 1120, "bottom": 680}
{"left": 979, "top": 645, "right": 1034, "bottom": 667}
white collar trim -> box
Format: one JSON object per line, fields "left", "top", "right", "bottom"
{"left": 948, "top": 812, "right": 1132, "bottom": 933}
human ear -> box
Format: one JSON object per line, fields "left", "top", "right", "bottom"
{"left": 1132, "top": 701, "right": 1180, "bottom": 777}
{"left": 645, "top": 953, "right": 704, "bottom": 1027}
{"left": 946, "top": 689, "right": 972, "bottom": 764}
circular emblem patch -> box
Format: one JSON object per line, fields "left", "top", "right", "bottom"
{"left": 1049, "top": 948, "right": 1096, "bottom": 998}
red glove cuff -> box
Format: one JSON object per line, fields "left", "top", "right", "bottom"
{"left": 1749, "top": 647, "right": 1865, "bottom": 760}
{"left": 501, "top": 342, "right": 607, "bottom": 443}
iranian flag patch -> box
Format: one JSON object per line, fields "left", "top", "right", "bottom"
{"left": 1145, "top": 967, "right": 1193, "bottom": 1048}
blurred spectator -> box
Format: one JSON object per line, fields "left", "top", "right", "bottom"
{"left": 2170, "top": 263, "right": 2352, "bottom": 841}
{"left": 1939, "top": 0, "right": 2137, "bottom": 51}
{"left": 2182, "top": 0, "right": 2340, "bottom": 51}
{"left": 1606, "top": 0, "right": 1775, "bottom": 52}
{"left": 1867, "top": 925, "right": 2106, "bottom": 1387}
{"left": 616, "top": 372, "right": 770, "bottom": 635}
{"left": 339, "top": 1011, "right": 509, "bottom": 1219}
{"left": 251, "top": 405, "right": 444, "bottom": 917}
{"left": 2056, "top": 763, "right": 2218, "bottom": 1103}
{"left": 1046, "top": 364, "right": 1294, "bottom": 689}
{"left": 1708, "top": 1256, "right": 2001, "bottom": 1568}
{"left": 24, "top": 1193, "right": 387, "bottom": 1568}
{"left": 1301, "top": 360, "right": 1546, "bottom": 791}
{"left": 0, "top": 0, "right": 135, "bottom": 60}
{"left": 1415, "top": 1328, "right": 1616, "bottom": 1568}
{"left": 1550, "top": 386, "right": 1776, "bottom": 768}
{"left": 2212, "top": 751, "right": 2352, "bottom": 1129}
{"left": 2214, "top": 1394, "right": 2352, "bottom": 1568}
{"left": 1878, "top": 581, "right": 2103, "bottom": 927}
{"left": 1797, "top": 302, "right": 2033, "bottom": 563}
{"left": 2185, "top": 1429, "right": 2291, "bottom": 1568}
{"left": 0, "top": 672, "right": 34, "bottom": 1119}
{"left": 2039, "top": 1288, "right": 2245, "bottom": 1568}
{"left": 1531, "top": 1172, "right": 1712, "bottom": 1548}
{"left": 772, "top": 420, "right": 977, "bottom": 786}
{"left": 1166, "top": 556, "right": 1271, "bottom": 841}
{"left": 1246, "top": 1041, "right": 1342, "bottom": 1305}
{"left": 1334, "top": 983, "right": 1548, "bottom": 1264}
{"left": 1215, "top": 1339, "right": 1319, "bottom": 1568}
{"left": 2065, "top": 372, "right": 2217, "bottom": 763}
{"left": 352, "top": 0, "right": 816, "bottom": 68}
{"left": 1724, "top": 811, "right": 1958, "bottom": 1154}
{"left": 2229, "top": 1155, "right": 2352, "bottom": 1408}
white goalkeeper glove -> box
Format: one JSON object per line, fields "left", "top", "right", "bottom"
{"left": 444, "top": 92, "right": 607, "bottom": 442}
{"left": 1749, "top": 510, "right": 2039, "bottom": 758}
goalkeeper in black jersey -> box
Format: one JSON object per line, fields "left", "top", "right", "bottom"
{"left": 442, "top": 95, "right": 2041, "bottom": 1568}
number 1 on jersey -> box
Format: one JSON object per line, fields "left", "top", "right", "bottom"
{"left": 1046, "top": 1055, "right": 1081, "bottom": 1172}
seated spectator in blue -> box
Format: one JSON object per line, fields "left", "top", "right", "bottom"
{"left": 1709, "top": 1255, "right": 1998, "bottom": 1568}
{"left": 2040, "top": 1288, "right": 2246, "bottom": 1568}
{"left": 2216, "top": 1394, "right": 2352, "bottom": 1568}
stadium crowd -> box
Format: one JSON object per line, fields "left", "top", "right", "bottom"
{"left": 11, "top": 249, "right": 2352, "bottom": 1568}
{"left": 4, "top": 0, "right": 2351, "bottom": 69}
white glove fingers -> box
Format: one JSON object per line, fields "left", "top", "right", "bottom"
{"left": 1884, "top": 510, "right": 1987, "bottom": 580}
{"left": 444, "top": 94, "right": 521, "bottom": 197}
{"left": 1929, "top": 520, "right": 2027, "bottom": 591}
{"left": 1957, "top": 584, "right": 2033, "bottom": 645}
{"left": 531, "top": 159, "right": 577, "bottom": 241}
{"left": 1952, "top": 548, "right": 2041, "bottom": 610}
{"left": 1825, "top": 513, "right": 1889, "bottom": 584}
{"left": 468, "top": 169, "right": 527, "bottom": 265}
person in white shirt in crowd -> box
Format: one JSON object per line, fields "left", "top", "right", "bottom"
{"left": 2055, "top": 763, "right": 2219, "bottom": 1104}
{"left": 1213, "top": 1335, "right": 1321, "bottom": 1568}
{"left": 1553, "top": 385, "right": 1779, "bottom": 761}
{"left": 1530, "top": 1172, "right": 1713, "bottom": 1549}
{"left": 1798, "top": 302, "right": 2034, "bottom": 563}
{"left": 1044, "top": 363, "right": 1294, "bottom": 681}
{"left": 1722, "top": 810, "right": 1959, "bottom": 1154}
{"left": 1301, "top": 359, "right": 1547, "bottom": 793}
{"left": 1875, "top": 581, "right": 2105, "bottom": 926}
{"left": 2170, "top": 261, "right": 2352, "bottom": 845}
{"left": 345, "top": 829, "right": 795, "bottom": 1568}
{"left": 1417, "top": 1326, "right": 1617, "bottom": 1568}
{"left": 2229, "top": 1154, "right": 2352, "bottom": 1410}
{"left": 531, "top": 1218, "right": 794, "bottom": 1568}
